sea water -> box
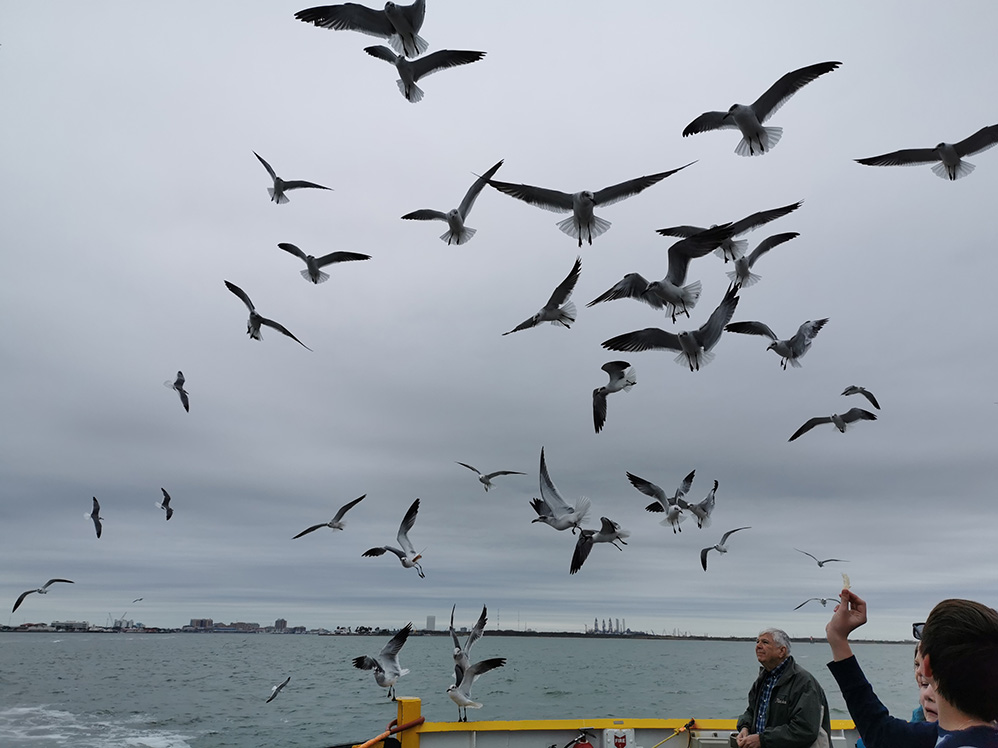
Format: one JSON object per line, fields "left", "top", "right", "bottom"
{"left": 0, "top": 633, "right": 918, "bottom": 748}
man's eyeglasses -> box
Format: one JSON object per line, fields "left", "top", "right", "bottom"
{"left": 912, "top": 622, "right": 925, "bottom": 640}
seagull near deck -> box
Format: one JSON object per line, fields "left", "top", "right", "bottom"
{"left": 353, "top": 623, "right": 413, "bottom": 700}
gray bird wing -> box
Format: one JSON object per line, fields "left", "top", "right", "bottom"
{"left": 293, "top": 523, "right": 327, "bottom": 539}
{"left": 465, "top": 605, "right": 487, "bottom": 652}
{"left": 160, "top": 488, "right": 171, "bottom": 508}
{"left": 841, "top": 408, "right": 877, "bottom": 424}
{"left": 728, "top": 201, "right": 804, "bottom": 237}
{"left": 700, "top": 546, "right": 712, "bottom": 571}
{"left": 602, "top": 327, "right": 682, "bottom": 353}
{"left": 720, "top": 526, "right": 750, "bottom": 544}
{"left": 789, "top": 416, "right": 833, "bottom": 442}
{"left": 570, "top": 530, "right": 595, "bottom": 574}
{"left": 364, "top": 44, "right": 401, "bottom": 64}
{"left": 625, "top": 472, "right": 668, "bottom": 506}
{"left": 544, "top": 256, "right": 582, "bottom": 309}
{"left": 43, "top": 579, "right": 74, "bottom": 589}
{"left": 396, "top": 499, "right": 420, "bottom": 555}
{"left": 487, "top": 179, "right": 574, "bottom": 213}
{"left": 380, "top": 622, "right": 413, "bottom": 661}
{"left": 502, "top": 315, "right": 539, "bottom": 336}
{"left": 401, "top": 208, "right": 449, "bottom": 222}
{"left": 586, "top": 273, "right": 660, "bottom": 308}
{"left": 601, "top": 361, "right": 631, "bottom": 381}
{"left": 280, "top": 180, "right": 331, "bottom": 192}
{"left": 591, "top": 163, "right": 694, "bottom": 208}
{"left": 725, "top": 320, "right": 778, "bottom": 340}
{"left": 224, "top": 281, "right": 256, "bottom": 313}
{"left": 676, "top": 469, "right": 696, "bottom": 499}
{"left": 955, "top": 124, "right": 998, "bottom": 157}
{"left": 277, "top": 242, "right": 309, "bottom": 262}
{"left": 456, "top": 461, "right": 481, "bottom": 476}
{"left": 258, "top": 316, "right": 313, "bottom": 351}
{"left": 295, "top": 4, "right": 397, "bottom": 37}
{"left": 483, "top": 470, "right": 525, "bottom": 480}
{"left": 12, "top": 590, "right": 36, "bottom": 612}
{"left": 664, "top": 224, "right": 735, "bottom": 285}
{"left": 409, "top": 50, "right": 485, "bottom": 83}
{"left": 683, "top": 110, "right": 737, "bottom": 137}
{"left": 538, "top": 447, "right": 570, "bottom": 512}
{"left": 751, "top": 61, "right": 842, "bottom": 123}
{"left": 855, "top": 147, "right": 940, "bottom": 167}
{"left": 744, "top": 232, "right": 800, "bottom": 269}
{"left": 842, "top": 386, "right": 880, "bottom": 410}
{"left": 253, "top": 151, "right": 277, "bottom": 180}
{"left": 655, "top": 224, "right": 707, "bottom": 239}
{"left": 458, "top": 159, "right": 504, "bottom": 218}
{"left": 694, "top": 285, "right": 740, "bottom": 351}
{"left": 314, "top": 251, "right": 371, "bottom": 267}
{"left": 332, "top": 494, "right": 366, "bottom": 522}
{"left": 593, "top": 388, "right": 608, "bottom": 434}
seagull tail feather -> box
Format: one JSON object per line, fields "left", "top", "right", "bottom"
{"left": 398, "top": 79, "right": 424, "bottom": 103}
{"left": 714, "top": 237, "right": 748, "bottom": 261}
{"left": 443, "top": 226, "right": 476, "bottom": 245}
{"left": 301, "top": 269, "right": 330, "bottom": 284}
{"left": 268, "top": 188, "right": 290, "bottom": 204}
{"left": 556, "top": 214, "right": 611, "bottom": 242}
{"left": 552, "top": 301, "right": 577, "bottom": 328}
{"left": 726, "top": 269, "right": 761, "bottom": 288}
{"left": 735, "top": 127, "right": 782, "bottom": 157}
{"left": 933, "top": 159, "right": 974, "bottom": 180}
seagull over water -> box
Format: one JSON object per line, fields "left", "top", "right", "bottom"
{"left": 362, "top": 498, "right": 425, "bottom": 577}
{"left": 353, "top": 622, "right": 413, "bottom": 700}
{"left": 87, "top": 497, "right": 103, "bottom": 538}
{"left": 788, "top": 407, "right": 877, "bottom": 442}
{"left": 447, "top": 656, "right": 506, "bottom": 721}
{"left": 295, "top": 0, "right": 427, "bottom": 59}
{"left": 626, "top": 469, "right": 694, "bottom": 534}
{"left": 164, "top": 371, "right": 189, "bottom": 412}
{"left": 156, "top": 488, "right": 174, "bottom": 521}
{"left": 570, "top": 516, "right": 630, "bottom": 575}
{"left": 12, "top": 579, "right": 74, "bottom": 613}
{"left": 449, "top": 604, "right": 487, "bottom": 686}
{"left": 593, "top": 361, "right": 636, "bottom": 435}
{"left": 277, "top": 243, "right": 370, "bottom": 284}
{"left": 701, "top": 527, "right": 751, "bottom": 571}
{"left": 364, "top": 46, "right": 485, "bottom": 103}
{"left": 266, "top": 676, "right": 291, "bottom": 703}
{"left": 293, "top": 495, "right": 366, "bottom": 538}
{"left": 455, "top": 463, "right": 525, "bottom": 492}
{"left": 725, "top": 232, "right": 800, "bottom": 288}
{"left": 603, "top": 285, "right": 740, "bottom": 372}
{"left": 795, "top": 548, "right": 848, "bottom": 567}
{"left": 841, "top": 385, "right": 881, "bottom": 410}
{"left": 224, "top": 281, "right": 312, "bottom": 351}
{"left": 402, "top": 159, "right": 504, "bottom": 245}
{"left": 502, "top": 256, "right": 581, "bottom": 335}
{"left": 253, "top": 152, "right": 332, "bottom": 204}
{"left": 855, "top": 124, "right": 998, "bottom": 180}
{"left": 725, "top": 318, "right": 828, "bottom": 369}
{"left": 487, "top": 163, "right": 694, "bottom": 246}
{"left": 683, "top": 61, "right": 841, "bottom": 156}
{"left": 530, "top": 447, "right": 591, "bottom": 534}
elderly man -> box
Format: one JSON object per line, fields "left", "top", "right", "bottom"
{"left": 736, "top": 628, "right": 831, "bottom": 748}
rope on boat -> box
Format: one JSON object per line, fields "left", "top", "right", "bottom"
{"left": 353, "top": 716, "right": 426, "bottom": 748}
{"left": 648, "top": 719, "right": 696, "bottom": 748}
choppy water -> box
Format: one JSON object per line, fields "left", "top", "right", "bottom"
{"left": 0, "top": 633, "right": 917, "bottom": 748}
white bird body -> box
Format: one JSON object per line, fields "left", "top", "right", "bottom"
{"left": 353, "top": 623, "right": 413, "bottom": 699}
{"left": 446, "top": 656, "right": 506, "bottom": 721}
{"left": 726, "top": 318, "right": 827, "bottom": 369}
{"left": 592, "top": 361, "right": 636, "bottom": 434}
{"left": 503, "top": 256, "right": 581, "bottom": 335}
{"left": 295, "top": 0, "right": 428, "bottom": 59}
{"left": 530, "top": 447, "right": 591, "bottom": 533}
{"left": 362, "top": 498, "right": 424, "bottom": 577}
{"left": 402, "top": 160, "right": 504, "bottom": 245}
{"left": 455, "top": 462, "right": 525, "bottom": 492}
{"left": 364, "top": 46, "right": 485, "bottom": 103}
{"left": 164, "top": 371, "right": 189, "bottom": 412}
{"left": 277, "top": 243, "right": 370, "bottom": 284}
{"left": 293, "top": 495, "right": 365, "bottom": 538}
{"left": 626, "top": 469, "right": 694, "bottom": 534}
{"left": 855, "top": 124, "right": 998, "bottom": 180}
{"left": 701, "top": 527, "right": 751, "bottom": 570}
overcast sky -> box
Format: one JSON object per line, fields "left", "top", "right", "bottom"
{"left": 2, "top": 1, "right": 996, "bottom": 640}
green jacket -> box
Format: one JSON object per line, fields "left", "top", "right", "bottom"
{"left": 736, "top": 656, "right": 832, "bottom": 748}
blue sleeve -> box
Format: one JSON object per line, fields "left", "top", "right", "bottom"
{"left": 826, "top": 656, "right": 937, "bottom": 748}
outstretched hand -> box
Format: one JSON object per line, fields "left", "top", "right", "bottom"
{"left": 826, "top": 589, "right": 867, "bottom": 661}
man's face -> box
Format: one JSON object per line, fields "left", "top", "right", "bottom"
{"left": 755, "top": 633, "right": 788, "bottom": 670}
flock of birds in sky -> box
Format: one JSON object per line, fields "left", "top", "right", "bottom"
{"left": 11, "top": 0, "right": 998, "bottom": 717}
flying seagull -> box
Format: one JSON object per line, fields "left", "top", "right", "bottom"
{"left": 793, "top": 597, "right": 836, "bottom": 611}
{"left": 487, "top": 163, "right": 694, "bottom": 246}
{"left": 683, "top": 61, "right": 841, "bottom": 156}
{"left": 788, "top": 407, "right": 877, "bottom": 442}
{"left": 132, "top": 598, "right": 144, "bottom": 603}
{"left": 353, "top": 622, "right": 413, "bottom": 700}
{"left": 447, "top": 657, "right": 506, "bottom": 721}
{"left": 570, "top": 516, "right": 630, "bottom": 575}
{"left": 593, "top": 361, "right": 636, "bottom": 435}
{"left": 795, "top": 548, "right": 848, "bottom": 567}
{"left": 841, "top": 385, "right": 880, "bottom": 410}
{"left": 449, "top": 604, "right": 487, "bottom": 686}
{"left": 87, "top": 496, "right": 103, "bottom": 538}
{"left": 502, "top": 256, "right": 581, "bottom": 335}
{"left": 701, "top": 527, "right": 751, "bottom": 571}
{"left": 164, "top": 371, "right": 189, "bottom": 413}
{"left": 156, "top": 488, "right": 174, "bottom": 521}
{"left": 253, "top": 151, "right": 332, "bottom": 204}
{"left": 587, "top": 224, "right": 733, "bottom": 323}
{"left": 266, "top": 676, "right": 291, "bottom": 703}
{"left": 364, "top": 46, "right": 485, "bottom": 103}
{"left": 602, "top": 285, "right": 740, "bottom": 372}
{"left": 362, "top": 498, "right": 425, "bottom": 577}
{"left": 855, "top": 124, "right": 998, "bottom": 180}
{"left": 455, "top": 463, "right": 525, "bottom": 492}
{"left": 293, "top": 495, "right": 366, "bottom": 538}
{"left": 725, "top": 232, "right": 800, "bottom": 288}
{"left": 277, "top": 243, "right": 370, "bottom": 284}
{"left": 530, "top": 447, "right": 591, "bottom": 534}
{"left": 686, "top": 480, "right": 718, "bottom": 530}
{"left": 725, "top": 318, "right": 828, "bottom": 369}
{"left": 224, "top": 281, "right": 312, "bottom": 351}
{"left": 655, "top": 201, "right": 803, "bottom": 263}
{"left": 402, "top": 159, "right": 504, "bottom": 245}
{"left": 626, "top": 470, "right": 694, "bottom": 534}
{"left": 12, "top": 579, "right": 74, "bottom": 613}
{"left": 295, "top": 0, "right": 427, "bottom": 58}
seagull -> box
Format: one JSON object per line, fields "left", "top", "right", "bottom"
{"left": 795, "top": 548, "right": 848, "bottom": 567}
{"left": 295, "top": 0, "right": 427, "bottom": 58}
{"left": 725, "top": 318, "right": 828, "bottom": 369}
{"left": 529, "top": 447, "right": 591, "bottom": 534}
{"left": 224, "top": 281, "right": 312, "bottom": 351}
{"left": 593, "top": 361, "right": 636, "bottom": 435}
{"left": 364, "top": 46, "right": 485, "bottom": 103}
{"left": 701, "top": 527, "right": 751, "bottom": 571}
{"left": 587, "top": 224, "right": 733, "bottom": 323}
{"left": 793, "top": 597, "right": 836, "bottom": 611}
{"left": 841, "top": 385, "right": 881, "bottom": 410}
{"left": 686, "top": 480, "right": 718, "bottom": 530}
{"left": 253, "top": 151, "right": 332, "bottom": 204}
{"left": 788, "top": 407, "right": 878, "bottom": 442}
{"left": 402, "top": 160, "right": 504, "bottom": 245}
{"left": 293, "top": 495, "right": 366, "bottom": 538}
{"left": 626, "top": 470, "right": 694, "bottom": 534}
{"left": 277, "top": 243, "right": 370, "bottom": 284}
{"left": 655, "top": 201, "right": 803, "bottom": 263}
{"left": 12, "top": 579, "right": 74, "bottom": 613}
{"left": 487, "top": 163, "right": 694, "bottom": 247}
{"left": 156, "top": 488, "right": 174, "bottom": 521}
{"left": 447, "top": 657, "right": 506, "bottom": 721}
{"left": 132, "top": 598, "right": 144, "bottom": 603}
{"left": 683, "top": 61, "right": 841, "bottom": 156}
{"left": 353, "top": 622, "right": 413, "bottom": 700}
{"left": 570, "top": 516, "right": 630, "bottom": 575}
{"left": 724, "top": 232, "right": 800, "bottom": 288}
{"left": 855, "top": 124, "right": 998, "bottom": 180}
{"left": 455, "top": 463, "right": 525, "bottom": 492}
{"left": 502, "top": 256, "right": 581, "bottom": 335}
{"left": 449, "top": 604, "right": 487, "bottom": 686}
{"left": 266, "top": 676, "right": 291, "bottom": 703}
{"left": 87, "top": 496, "right": 103, "bottom": 538}
{"left": 362, "top": 499, "right": 425, "bottom": 577}
{"left": 164, "top": 371, "right": 189, "bottom": 412}
{"left": 602, "top": 285, "right": 740, "bottom": 372}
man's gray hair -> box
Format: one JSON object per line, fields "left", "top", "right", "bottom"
{"left": 760, "top": 628, "right": 792, "bottom": 654}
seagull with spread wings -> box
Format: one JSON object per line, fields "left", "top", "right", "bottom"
{"left": 266, "top": 676, "right": 291, "bottom": 704}
{"left": 725, "top": 318, "right": 828, "bottom": 369}
{"left": 701, "top": 527, "right": 751, "bottom": 571}
{"left": 570, "top": 517, "right": 630, "bottom": 575}
{"left": 841, "top": 385, "right": 880, "bottom": 410}
{"left": 295, "top": 0, "right": 427, "bottom": 58}
{"left": 12, "top": 579, "right": 74, "bottom": 613}
{"left": 529, "top": 447, "right": 591, "bottom": 534}
{"left": 253, "top": 152, "right": 332, "bottom": 204}
{"left": 593, "top": 361, "right": 636, "bottom": 435}
{"left": 455, "top": 463, "right": 525, "bottom": 492}
{"left": 277, "top": 243, "right": 370, "bottom": 284}
{"left": 164, "top": 371, "right": 189, "bottom": 413}
{"left": 447, "top": 656, "right": 506, "bottom": 721}
{"left": 87, "top": 497, "right": 103, "bottom": 539}
{"left": 362, "top": 499, "right": 425, "bottom": 577}
{"left": 788, "top": 407, "right": 877, "bottom": 442}
{"left": 686, "top": 480, "right": 718, "bottom": 530}
{"left": 795, "top": 548, "right": 848, "bottom": 567}
{"left": 855, "top": 124, "right": 998, "bottom": 180}
{"left": 502, "top": 256, "right": 581, "bottom": 335}
{"left": 364, "top": 45, "right": 485, "bottom": 103}
{"left": 293, "top": 495, "right": 366, "bottom": 538}
{"left": 626, "top": 469, "right": 694, "bottom": 534}
{"left": 156, "top": 488, "right": 174, "bottom": 521}
{"left": 725, "top": 232, "right": 800, "bottom": 288}
{"left": 224, "top": 281, "right": 312, "bottom": 351}
{"left": 402, "top": 160, "right": 503, "bottom": 245}
{"left": 449, "top": 604, "right": 487, "bottom": 686}
{"left": 353, "top": 623, "right": 413, "bottom": 700}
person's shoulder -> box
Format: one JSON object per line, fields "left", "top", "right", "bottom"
{"left": 935, "top": 724, "right": 998, "bottom": 748}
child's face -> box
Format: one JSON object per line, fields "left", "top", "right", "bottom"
{"left": 914, "top": 651, "right": 939, "bottom": 722}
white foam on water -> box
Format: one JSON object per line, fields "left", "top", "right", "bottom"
{"left": 0, "top": 706, "right": 194, "bottom": 747}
